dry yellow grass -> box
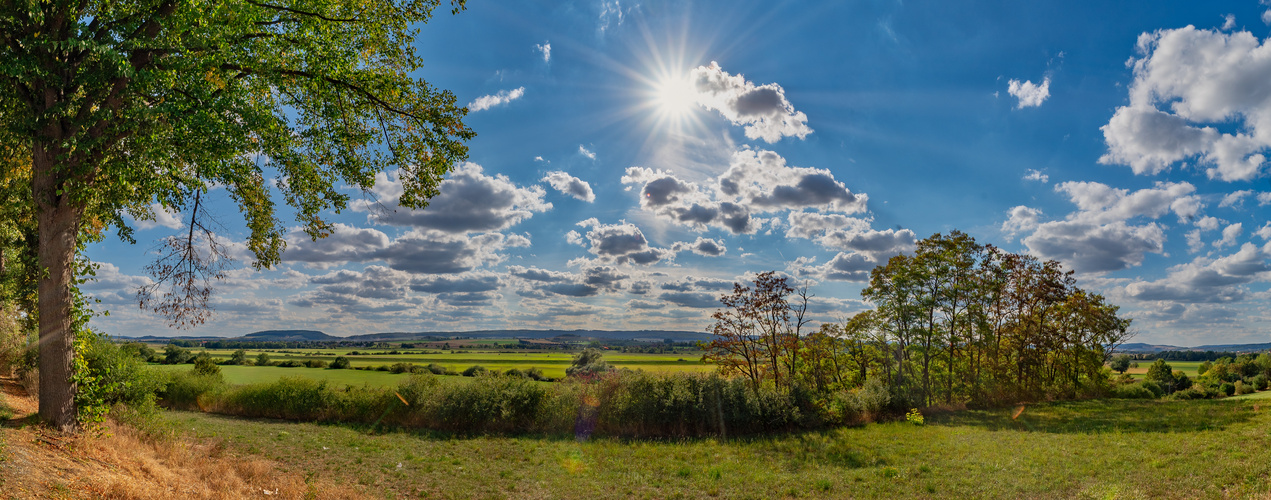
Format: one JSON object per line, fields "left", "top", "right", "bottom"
{"left": 0, "top": 377, "right": 367, "bottom": 500}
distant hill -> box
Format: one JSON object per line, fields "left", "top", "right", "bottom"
{"left": 1117, "top": 341, "right": 1271, "bottom": 354}
{"left": 241, "top": 330, "right": 336, "bottom": 341}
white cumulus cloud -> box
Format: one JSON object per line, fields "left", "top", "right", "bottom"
{"left": 1100, "top": 26, "right": 1271, "bottom": 181}
{"left": 542, "top": 171, "right": 595, "bottom": 202}
{"left": 689, "top": 62, "right": 813, "bottom": 143}
{"left": 1007, "top": 77, "right": 1051, "bottom": 108}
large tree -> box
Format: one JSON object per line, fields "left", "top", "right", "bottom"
{"left": 0, "top": 0, "right": 474, "bottom": 431}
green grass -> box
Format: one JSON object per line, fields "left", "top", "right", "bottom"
{"left": 1229, "top": 389, "right": 1271, "bottom": 400}
{"left": 170, "top": 397, "right": 1271, "bottom": 499}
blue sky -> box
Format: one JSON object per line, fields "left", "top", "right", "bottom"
{"left": 86, "top": 0, "right": 1271, "bottom": 345}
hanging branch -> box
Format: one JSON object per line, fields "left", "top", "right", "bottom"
{"left": 136, "top": 191, "right": 233, "bottom": 329}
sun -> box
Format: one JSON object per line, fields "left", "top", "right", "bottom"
{"left": 653, "top": 73, "right": 697, "bottom": 120}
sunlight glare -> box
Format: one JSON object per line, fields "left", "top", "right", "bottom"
{"left": 654, "top": 74, "right": 697, "bottom": 120}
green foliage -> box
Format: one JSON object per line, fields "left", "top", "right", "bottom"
{"left": 329, "top": 356, "right": 351, "bottom": 370}
{"left": 1110, "top": 355, "right": 1132, "bottom": 374}
{"left": 303, "top": 359, "right": 329, "bottom": 369}
{"left": 1172, "top": 371, "right": 1192, "bottom": 391}
{"left": 1113, "top": 383, "right": 1157, "bottom": 399}
{"left": 906, "top": 408, "right": 925, "bottom": 425}
{"left": 192, "top": 356, "right": 222, "bottom": 377}
{"left": 1235, "top": 381, "right": 1256, "bottom": 395}
{"left": 255, "top": 352, "right": 273, "bottom": 366}
{"left": 462, "top": 365, "right": 487, "bottom": 377}
{"left": 227, "top": 349, "right": 248, "bottom": 366}
{"left": 567, "top": 348, "right": 613, "bottom": 377}
{"left": 120, "top": 342, "right": 158, "bottom": 363}
{"left": 1220, "top": 382, "right": 1236, "bottom": 397}
{"left": 1198, "top": 360, "right": 1212, "bottom": 376}
{"left": 424, "top": 363, "right": 448, "bottom": 375}
{"left": 1145, "top": 359, "right": 1176, "bottom": 390}
{"left": 389, "top": 362, "right": 415, "bottom": 374}
{"left": 163, "top": 344, "right": 193, "bottom": 365}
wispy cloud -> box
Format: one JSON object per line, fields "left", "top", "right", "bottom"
{"left": 468, "top": 87, "right": 526, "bottom": 112}
{"left": 534, "top": 41, "right": 551, "bottom": 63}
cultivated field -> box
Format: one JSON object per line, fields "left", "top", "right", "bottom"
{"left": 168, "top": 397, "right": 1271, "bottom": 499}
{"left": 153, "top": 346, "right": 712, "bottom": 382}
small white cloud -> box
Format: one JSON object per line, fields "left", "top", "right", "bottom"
{"left": 467, "top": 87, "right": 526, "bottom": 112}
{"left": 542, "top": 171, "right": 595, "bottom": 202}
{"left": 1195, "top": 216, "right": 1222, "bottom": 231}
{"left": 565, "top": 230, "right": 584, "bottom": 246}
{"left": 579, "top": 145, "right": 596, "bottom": 160}
{"left": 1259, "top": 192, "right": 1271, "bottom": 206}
{"left": 1007, "top": 77, "right": 1051, "bottom": 108}
{"left": 1222, "top": 14, "right": 1237, "bottom": 31}
{"left": 1001, "top": 205, "right": 1042, "bottom": 240}
{"left": 1215, "top": 223, "right": 1243, "bottom": 249}
{"left": 1258, "top": 222, "right": 1271, "bottom": 240}
{"left": 535, "top": 41, "right": 551, "bottom": 63}
{"left": 1186, "top": 229, "right": 1205, "bottom": 253}
{"left": 130, "top": 202, "right": 185, "bottom": 230}
{"left": 1219, "top": 190, "right": 1252, "bottom": 208}
{"left": 534, "top": 156, "right": 545, "bottom": 162}
{"left": 1263, "top": 9, "right": 1271, "bottom": 25}
{"left": 1023, "top": 169, "right": 1049, "bottom": 183}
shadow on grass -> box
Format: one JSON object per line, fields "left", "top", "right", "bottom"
{"left": 930, "top": 398, "right": 1261, "bottom": 434}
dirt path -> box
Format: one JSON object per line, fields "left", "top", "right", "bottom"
{"left": 0, "top": 376, "right": 367, "bottom": 499}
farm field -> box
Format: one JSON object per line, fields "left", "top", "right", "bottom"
{"left": 169, "top": 397, "right": 1271, "bottom": 499}
{"left": 159, "top": 347, "right": 712, "bottom": 380}
{"left": 1123, "top": 360, "right": 1203, "bottom": 379}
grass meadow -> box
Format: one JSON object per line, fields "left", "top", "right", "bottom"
{"left": 167, "top": 397, "right": 1271, "bottom": 499}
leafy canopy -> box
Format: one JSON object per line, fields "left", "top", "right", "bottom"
{"left": 0, "top": 0, "right": 474, "bottom": 265}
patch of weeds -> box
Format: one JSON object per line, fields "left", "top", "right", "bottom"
{"left": 814, "top": 479, "right": 833, "bottom": 492}
{"left": 675, "top": 467, "right": 692, "bottom": 478}
{"left": 709, "top": 467, "right": 722, "bottom": 480}
{"left": 880, "top": 467, "right": 901, "bottom": 479}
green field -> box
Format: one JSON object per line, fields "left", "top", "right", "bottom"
{"left": 170, "top": 397, "right": 1271, "bottom": 498}
{"left": 149, "top": 364, "right": 450, "bottom": 387}
{"left": 164, "top": 347, "right": 712, "bottom": 380}
{"left": 1124, "top": 360, "right": 1203, "bottom": 379}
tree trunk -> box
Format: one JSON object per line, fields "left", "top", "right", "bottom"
{"left": 33, "top": 144, "right": 83, "bottom": 433}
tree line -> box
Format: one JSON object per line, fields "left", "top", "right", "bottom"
{"left": 704, "top": 231, "right": 1132, "bottom": 409}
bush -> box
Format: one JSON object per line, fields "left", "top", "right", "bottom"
{"left": 1220, "top": 382, "right": 1236, "bottom": 396}
{"left": 462, "top": 365, "right": 487, "bottom": 377}
{"left": 276, "top": 360, "right": 302, "bottom": 368}
{"left": 162, "top": 371, "right": 227, "bottom": 410}
{"left": 504, "top": 368, "right": 525, "bottom": 378}
{"left": 329, "top": 356, "right": 351, "bottom": 369}
{"left": 390, "top": 362, "right": 415, "bottom": 374}
{"left": 226, "top": 349, "right": 248, "bottom": 365}
{"left": 567, "top": 348, "right": 613, "bottom": 377}
{"left": 193, "top": 356, "right": 222, "bottom": 377}
{"left": 304, "top": 359, "right": 328, "bottom": 369}
{"left": 1253, "top": 374, "right": 1268, "bottom": 391}
{"left": 590, "top": 371, "right": 813, "bottom": 437}
{"left": 525, "top": 367, "right": 548, "bottom": 381}
{"left": 254, "top": 352, "right": 272, "bottom": 366}
{"left": 424, "top": 363, "right": 447, "bottom": 375}
{"left": 1139, "top": 380, "right": 1165, "bottom": 398}
{"left": 1170, "top": 387, "right": 1214, "bottom": 400}
{"left": 1113, "top": 383, "right": 1157, "bottom": 399}
{"left": 163, "top": 344, "right": 193, "bottom": 365}
{"left": 1235, "top": 380, "right": 1256, "bottom": 395}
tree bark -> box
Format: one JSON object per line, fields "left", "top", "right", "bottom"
{"left": 33, "top": 143, "right": 83, "bottom": 433}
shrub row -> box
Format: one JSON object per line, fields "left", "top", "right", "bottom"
{"left": 158, "top": 370, "right": 820, "bottom": 437}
